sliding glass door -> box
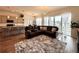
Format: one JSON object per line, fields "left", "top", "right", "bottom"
{"left": 62, "top": 13, "right": 71, "bottom": 36}
{"left": 55, "top": 16, "right": 62, "bottom": 32}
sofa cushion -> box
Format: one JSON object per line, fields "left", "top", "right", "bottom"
{"left": 52, "top": 28, "right": 57, "bottom": 32}
{"left": 28, "top": 25, "right": 33, "bottom": 30}
{"left": 47, "top": 26, "right": 52, "bottom": 31}
{"left": 40, "top": 27, "right": 43, "bottom": 30}
{"left": 42, "top": 27, "right": 47, "bottom": 30}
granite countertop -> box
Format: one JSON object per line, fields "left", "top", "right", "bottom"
{"left": 0, "top": 26, "right": 25, "bottom": 29}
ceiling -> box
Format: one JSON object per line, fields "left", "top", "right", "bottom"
{"left": 0, "top": 6, "right": 65, "bottom": 16}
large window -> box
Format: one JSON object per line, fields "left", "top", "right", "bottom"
{"left": 55, "top": 16, "right": 62, "bottom": 32}
{"left": 44, "top": 17, "right": 49, "bottom": 26}
{"left": 36, "top": 17, "right": 42, "bottom": 26}
{"left": 49, "top": 17, "right": 54, "bottom": 26}
{"left": 34, "top": 13, "right": 71, "bottom": 36}
{"left": 62, "top": 13, "right": 71, "bottom": 36}
{"left": 35, "top": 16, "right": 55, "bottom": 26}
{"left": 34, "top": 13, "right": 71, "bottom": 42}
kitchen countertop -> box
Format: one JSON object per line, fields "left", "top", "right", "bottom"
{"left": 0, "top": 26, "right": 25, "bottom": 29}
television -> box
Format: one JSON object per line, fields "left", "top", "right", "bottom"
{"left": 7, "top": 20, "right": 14, "bottom": 23}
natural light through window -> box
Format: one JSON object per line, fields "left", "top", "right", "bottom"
{"left": 36, "top": 17, "right": 42, "bottom": 26}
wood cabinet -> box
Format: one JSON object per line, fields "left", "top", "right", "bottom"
{"left": 0, "top": 15, "right": 24, "bottom": 26}
{"left": 2, "top": 16, "right": 7, "bottom": 23}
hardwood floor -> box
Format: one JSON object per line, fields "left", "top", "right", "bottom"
{"left": 0, "top": 34, "right": 25, "bottom": 53}
{"left": 0, "top": 33, "right": 78, "bottom": 53}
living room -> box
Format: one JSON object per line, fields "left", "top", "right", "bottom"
{"left": 0, "top": 6, "right": 79, "bottom": 53}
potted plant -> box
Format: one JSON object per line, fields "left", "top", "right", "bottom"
{"left": 71, "top": 21, "right": 79, "bottom": 28}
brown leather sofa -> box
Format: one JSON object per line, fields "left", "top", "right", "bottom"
{"left": 25, "top": 25, "right": 58, "bottom": 39}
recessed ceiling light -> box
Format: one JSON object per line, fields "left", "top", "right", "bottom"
{"left": 7, "top": 16, "right": 10, "bottom": 19}
{"left": 16, "top": 17, "right": 18, "bottom": 19}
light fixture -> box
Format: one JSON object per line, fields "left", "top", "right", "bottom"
{"left": 7, "top": 16, "right": 10, "bottom": 19}
{"left": 16, "top": 17, "right": 18, "bottom": 19}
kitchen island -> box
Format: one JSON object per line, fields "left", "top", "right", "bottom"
{"left": 0, "top": 26, "right": 25, "bottom": 41}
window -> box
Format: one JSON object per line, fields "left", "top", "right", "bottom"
{"left": 55, "top": 16, "right": 62, "bottom": 32}
{"left": 49, "top": 17, "right": 54, "bottom": 26}
{"left": 33, "top": 20, "right": 36, "bottom": 25}
{"left": 44, "top": 17, "right": 49, "bottom": 26}
{"left": 36, "top": 17, "right": 42, "bottom": 26}
{"left": 62, "top": 13, "right": 71, "bottom": 36}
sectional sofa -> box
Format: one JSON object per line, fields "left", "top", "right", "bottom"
{"left": 25, "top": 25, "right": 58, "bottom": 39}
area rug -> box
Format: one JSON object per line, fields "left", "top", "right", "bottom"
{"left": 15, "top": 35, "right": 66, "bottom": 53}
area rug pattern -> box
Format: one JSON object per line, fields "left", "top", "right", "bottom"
{"left": 15, "top": 35, "right": 66, "bottom": 53}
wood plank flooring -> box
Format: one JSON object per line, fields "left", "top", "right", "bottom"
{"left": 0, "top": 33, "right": 78, "bottom": 53}
{"left": 0, "top": 34, "right": 25, "bottom": 53}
